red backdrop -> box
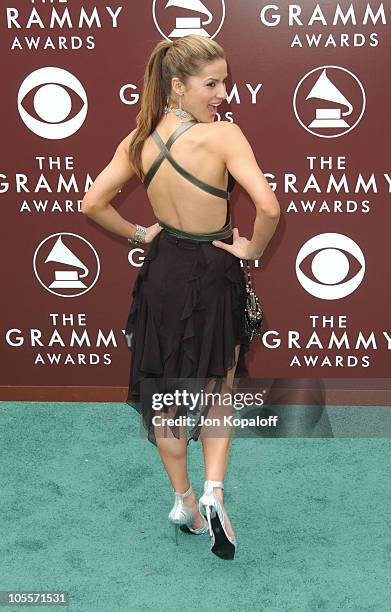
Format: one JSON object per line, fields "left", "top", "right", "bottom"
{"left": 1, "top": 0, "right": 390, "bottom": 400}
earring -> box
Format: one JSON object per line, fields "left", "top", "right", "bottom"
{"left": 177, "top": 94, "right": 197, "bottom": 121}
{"left": 164, "top": 93, "right": 198, "bottom": 122}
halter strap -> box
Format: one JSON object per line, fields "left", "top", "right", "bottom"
{"left": 144, "top": 120, "right": 230, "bottom": 200}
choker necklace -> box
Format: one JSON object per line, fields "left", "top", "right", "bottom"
{"left": 163, "top": 94, "right": 199, "bottom": 123}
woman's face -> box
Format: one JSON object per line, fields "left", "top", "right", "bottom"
{"left": 170, "top": 58, "right": 228, "bottom": 123}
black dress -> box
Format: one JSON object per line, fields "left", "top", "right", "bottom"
{"left": 124, "top": 120, "right": 250, "bottom": 447}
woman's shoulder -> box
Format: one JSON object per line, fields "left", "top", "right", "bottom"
{"left": 205, "top": 120, "right": 245, "bottom": 155}
{"left": 197, "top": 119, "right": 241, "bottom": 135}
{"left": 205, "top": 120, "right": 245, "bottom": 143}
{"left": 121, "top": 127, "right": 137, "bottom": 148}
{"left": 119, "top": 121, "right": 244, "bottom": 157}
{"left": 212, "top": 120, "right": 245, "bottom": 138}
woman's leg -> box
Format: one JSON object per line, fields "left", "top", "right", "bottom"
{"left": 199, "top": 343, "right": 241, "bottom": 539}
{"left": 154, "top": 411, "right": 205, "bottom": 529}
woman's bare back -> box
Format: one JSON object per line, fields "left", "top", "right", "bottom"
{"left": 140, "top": 117, "right": 230, "bottom": 233}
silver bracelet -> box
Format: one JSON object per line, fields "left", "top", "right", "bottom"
{"left": 127, "top": 224, "right": 146, "bottom": 245}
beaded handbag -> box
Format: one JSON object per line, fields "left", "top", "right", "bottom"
{"left": 242, "top": 259, "right": 264, "bottom": 341}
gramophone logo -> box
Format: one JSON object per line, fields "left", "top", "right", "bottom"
{"left": 153, "top": 0, "right": 225, "bottom": 40}
{"left": 295, "top": 233, "right": 365, "bottom": 300}
{"left": 293, "top": 66, "right": 366, "bottom": 138}
{"left": 33, "top": 233, "right": 100, "bottom": 297}
{"left": 18, "top": 67, "right": 88, "bottom": 139}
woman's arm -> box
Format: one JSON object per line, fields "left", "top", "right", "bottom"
{"left": 214, "top": 122, "right": 281, "bottom": 260}
{"left": 81, "top": 131, "right": 161, "bottom": 243}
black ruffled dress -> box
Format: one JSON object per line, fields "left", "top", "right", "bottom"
{"left": 123, "top": 120, "right": 250, "bottom": 446}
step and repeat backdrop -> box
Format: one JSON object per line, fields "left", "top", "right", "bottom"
{"left": 1, "top": 1, "right": 390, "bottom": 402}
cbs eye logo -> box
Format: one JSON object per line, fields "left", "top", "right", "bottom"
{"left": 295, "top": 233, "right": 365, "bottom": 300}
{"left": 17, "top": 67, "right": 88, "bottom": 139}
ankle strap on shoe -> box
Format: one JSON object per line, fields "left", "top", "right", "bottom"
{"left": 173, "top": 485, "right": 193, "bottom": 498}
{"left": 204, "top": 480, "right": 224, "bottom": 492}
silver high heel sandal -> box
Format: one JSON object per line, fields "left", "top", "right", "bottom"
{"left": 168, "top": 485, "right": 209, "bottom": 545}
{"left": 198, "top": 480, "right": 237, "bottom": 560}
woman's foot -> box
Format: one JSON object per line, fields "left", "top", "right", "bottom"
{"left": 212, "top": 488, "right": 235, "bottom": 541}
{"left": 183, "top": 489, "right": 207, "bottom": 530}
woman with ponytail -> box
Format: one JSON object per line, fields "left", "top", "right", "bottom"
{"left": 82, "top": 34, "right": 280, "bottom": 560}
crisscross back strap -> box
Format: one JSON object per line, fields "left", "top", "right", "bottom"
{"left": 144, "top": 120, "right": 230, "bottom": 200}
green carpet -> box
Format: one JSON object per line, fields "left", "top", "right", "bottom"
{"left": 0, "top": 402, "right": 390, "bottom": 611}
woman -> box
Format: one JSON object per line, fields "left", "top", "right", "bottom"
{"left": 82, "top": 35, "right": 280, "bottom": 560}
